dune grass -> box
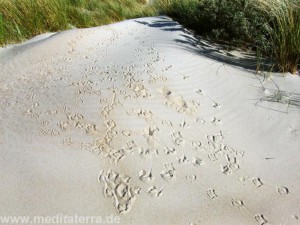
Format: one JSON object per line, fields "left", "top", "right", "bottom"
{"left": 0, "top": 0, "right": 155, "bottom": 46}
{"left": 155, "top": 0, "right": 300, "bottom": 74}
{"left": 258, "top": 0, "right": 300, "bottom": 74}
{"left": 0, "top": 0, "right": 299, "bottom": 74}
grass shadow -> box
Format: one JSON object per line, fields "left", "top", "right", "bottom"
{"left": 135, "top": 16, "right": 274, "bottom": 72}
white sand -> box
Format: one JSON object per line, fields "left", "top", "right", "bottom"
{"left": 0, "top": 16, "right": 299, "bottom": 225}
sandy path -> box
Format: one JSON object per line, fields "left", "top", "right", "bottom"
{"left": 0, "top": 16, "right": 300, "bottom": 225}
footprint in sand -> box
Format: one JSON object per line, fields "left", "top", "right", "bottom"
{"left": 147, "top": 185, "right": 164, "bottom": 198}
{"left": 185, "top": 174, "right": 197, "bottom": 182}
{"left": 208, "top": 153, "right": 218, "bottom": 162}
{"left": 206, "top": 189, "right": 218, "bottom": 200}
{"left": 160, "top": 163, "right": 176, "bottom": 181}
{"left": 24, "top": 109, "right": 40, "bottom": 119}
{"left": 222, "top": 156, "right": 240, "bottom": 174}
{"left": 135, "top": 109, "right": 154, "bottom": 120}
{"left": 182, "top": 75, "right": 189, "bottom": 80}
{"left": 50, "top": 129, "right": 60, "bottom": 136}
{"left": 160, "top": 87, "right": 196, "bottom": 114}
{"left": 191, "top": 141, "right": 202, "bottom": 150}
{"left": 277, "top": 186, "right": 289, "bottom": 195}
{"left": 231, "top": 199, "right": 245, "bottom": 209}
{"left": 192, "top": 157, "right": 203, "bottom": 167}
{"left": 196, "top": 117, "right": 206, "bottom": 125}
{"left": 164, "top": 146, "right": 176, "bottom": 155}
{"left": 171, "top": 131, "right": 185, "bottom": 146}
{"left": 58, "top": 121, "right": 71, "bottom": 132}
{"left": 211, "top": 117, "right": 221, "bottom": 126}
{"left": 213, "top": 102, "right": 221, "bottom": 109}
{"left": 221, "top": 165, "right": 232, "bottom": 175}
{"left": 291, "top": 215, "right": 299, "bottom": 220}
{"left": 196, "top": 89, "right": 205, "bottom": 96}
{"left": 207, "top": 132, "right": 224, "bottom": 145}
{"left": 162, "top": 120, "right": 173, "bottom": 127}
{"left": 239, "top": 176, "right": 246, "bottom": 182}
{"left": 98, "top": 170, "right": 141, "bottom": 214}
{"left": 143, "top": 126, "right": 160, "bottom": 143}
{"left": 160, "top": 86, "right": 172, "bottom": 97}
{"left": 61, "top": 138, "right": 73, "bottom": 147}
{"left": 139, "top": 147, "right": 159, "bottom": 156}
{"left": 85, "top": 123, "right": 97, "bottom": 135}
{"left": 148, "top": 75, "right": 167, "bottom": 85}
{"left": 41, "top": 119, "right": 49, "bottom": 127}
{"left": 124, "top": 140, "right": 137, "bottom": 153}
{"left": 252, "top": 178, "right": 263, "bottom": 188}
{"left": 40, "top": 129, "right": 60, "bottom": 137}
{"left": 68, "top": 113, "right": 84, "bottom": 123}
{"left": 254, "top": 214, "right": 268, "bottom": 225}
{"left": 132, "top": 83, "right": 150, "bottom": 98}
{"left": 105, "top": 120, "right": 116, "bottom": 131}
{"left": 177, "top": 155, "right": 189, "bottom": 164}
{"left": 179, "top": 120, "right": 189, "bottom": 128}
{"left": 139, "top": 168, "right": 154, "bottom": 182}
{"left": 121, "top": 130, "right": 132, "bottom": 137}
{"left": 32, "top": 102, "right": 39, "bottom": 108}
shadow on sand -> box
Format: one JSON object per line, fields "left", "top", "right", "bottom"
{"left": 135, "top": 16, "right": 274, "bottom": 72}
{"left": 135, "top": 17, "right": 300, "bottom": 113}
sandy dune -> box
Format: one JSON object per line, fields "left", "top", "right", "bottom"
{"left": 0, "top": 16, "right": 300, "bottom": 225}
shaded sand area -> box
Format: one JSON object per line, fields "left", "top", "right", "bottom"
{"left": 0, "top": 16, "right": 300, "bottom": 225}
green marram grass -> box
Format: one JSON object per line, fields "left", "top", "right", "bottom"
{"left": 155, "top": 0, "right": 300, "bottom": 74}
{"left": 0, "top": 0, "right": 155, "bottom": 46}
{"left": 258, "top": 0, "right": 300, "bottom": 74}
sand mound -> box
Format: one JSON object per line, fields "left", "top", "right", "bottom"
{"left": 1, "top": 16, "right": 300, "bottom": 225}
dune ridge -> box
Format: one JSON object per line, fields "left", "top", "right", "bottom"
{"left": 0, "top": 16, "right": 300, "bottom": 225}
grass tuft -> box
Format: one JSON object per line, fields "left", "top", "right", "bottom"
{"left": 0, "top": 0, "right": 156, "bottom": 46}
{"left": 155, "top": 0, "right": 300, "bottom": 74}
{"left": 258, "top": 0, "right": 300, "bottom": 74}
